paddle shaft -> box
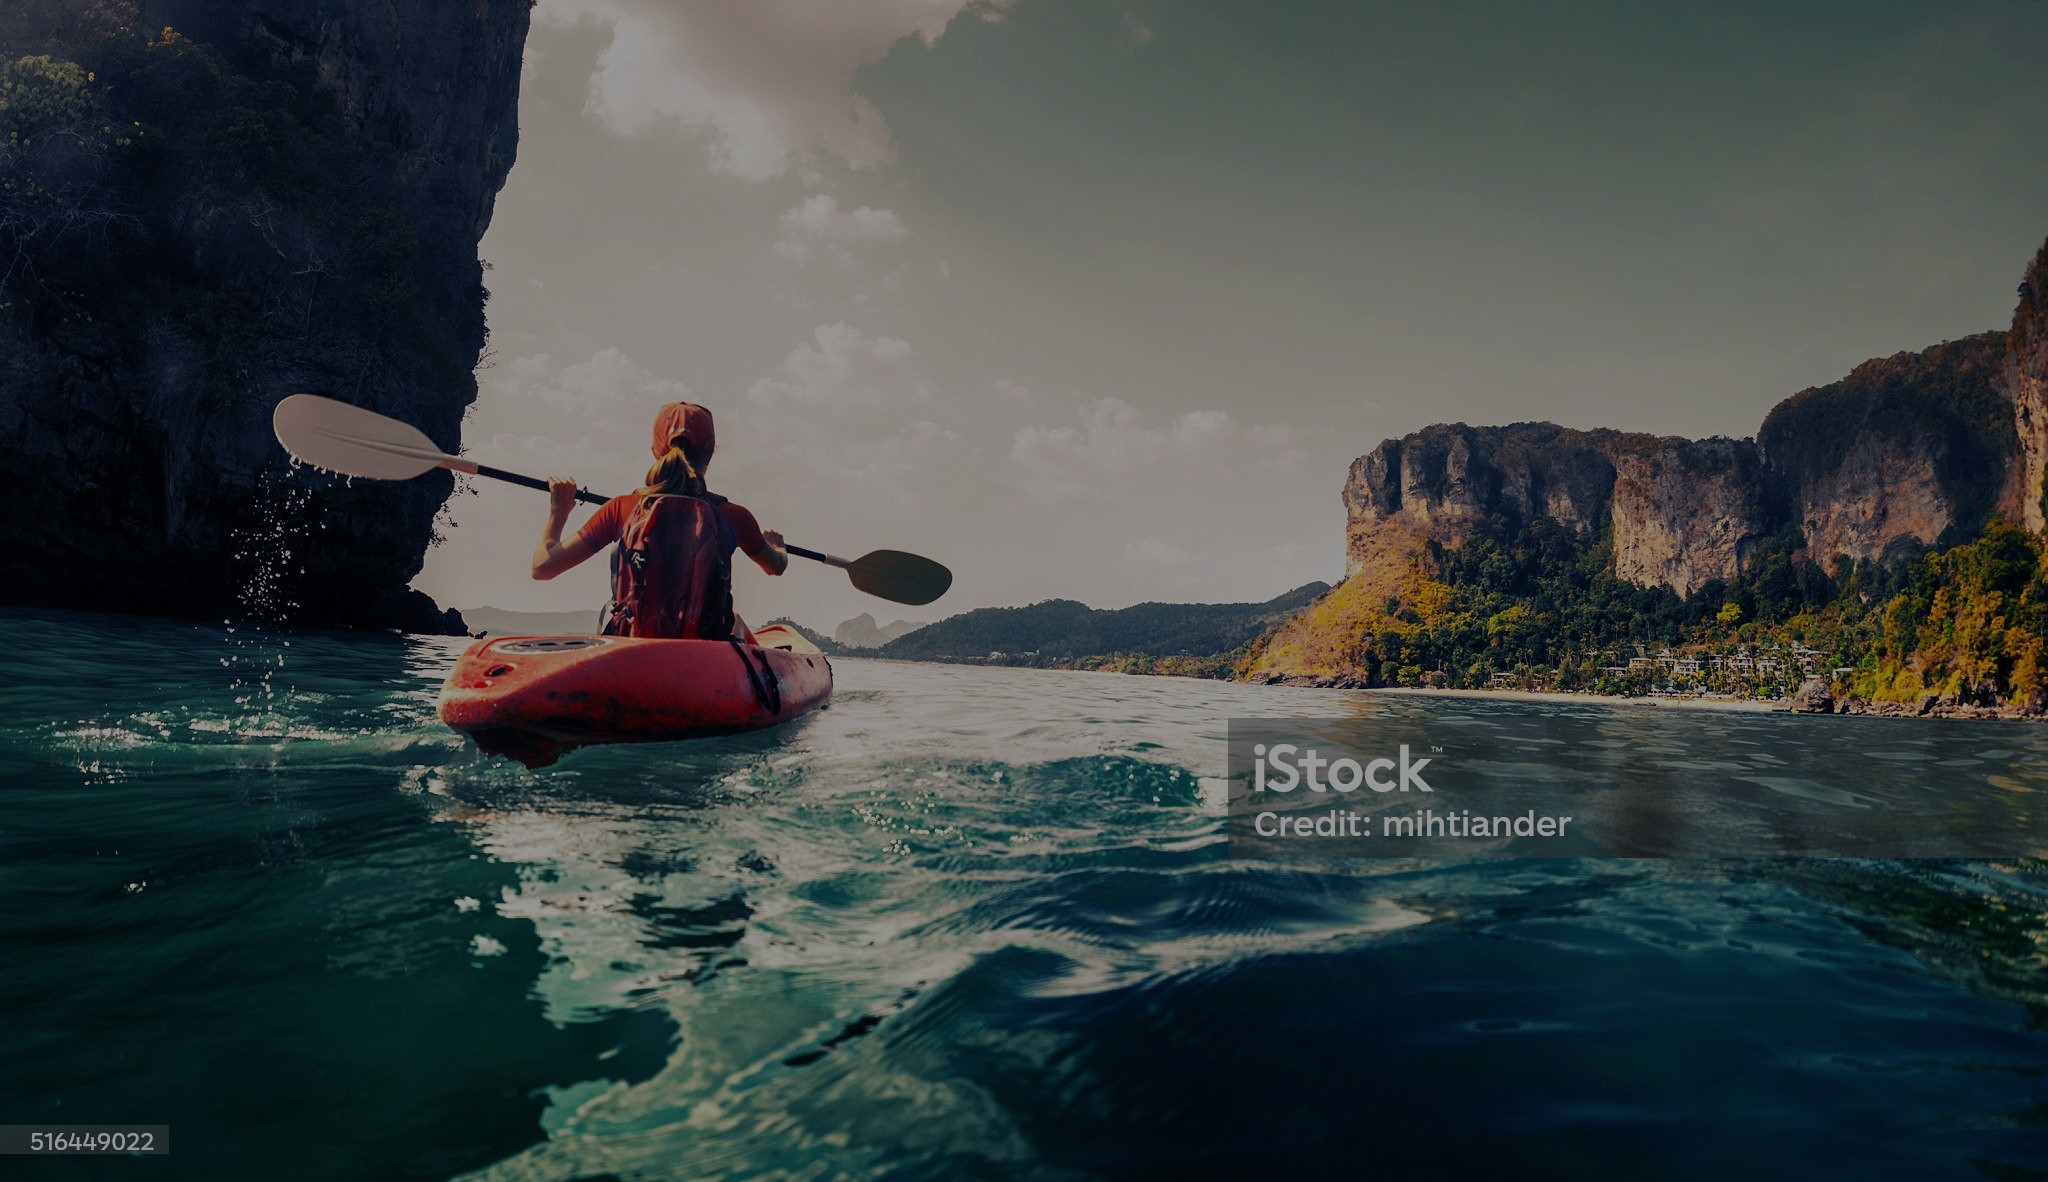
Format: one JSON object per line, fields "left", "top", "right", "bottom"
{"left": 469, "top": 461, "right": 609, "bottom": 507}
{"left": 784, "top": 544, "right": 851, "bottom": 569}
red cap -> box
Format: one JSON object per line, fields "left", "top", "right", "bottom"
{"left": 651, "top": 401, "right": 715, "bottom": 461}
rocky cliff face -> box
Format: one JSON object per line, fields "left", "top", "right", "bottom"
{"left": 2009, "top": 240, "right": 2048, "bottom": 531}
{"left": 1342, "top": 423, "right": 1767, "bottom": 595}
{"left": 1343, "top": 423, "right": 1617, "bottom": 548}
{"left": 1758, "top": 333, "right": 2012, "bottom": 567}
{"left": 0, "top": 0, "right": 529, "bottom": 630}
{"left": 1783, "top": 431, "right": 1950, "bottom": 568}
{"left": 1333, "top": 265, "right": 2044, "bottom": 606}
{"left": 1607, "top": 437, "right": 1771, "bottom": 596}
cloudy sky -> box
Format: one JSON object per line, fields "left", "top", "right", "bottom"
{"left": 412, "top": 0, "right": 2048, "bottom": 631}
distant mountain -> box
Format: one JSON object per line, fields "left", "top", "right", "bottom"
{"left": 462, "top": 606, "right": 604, "bottom": 637}
{"left": 876, "top": 583, "right": 1330, "bottom": 664}
{"left": 833, "top": 613, "right": 926, "bottom": 649}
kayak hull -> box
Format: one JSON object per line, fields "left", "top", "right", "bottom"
{"left": 437, "top": 623, "right": 832, "bottom": 766}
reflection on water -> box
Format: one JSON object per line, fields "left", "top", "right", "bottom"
{"left": 0, "top": 608, "right": 2045, "bottom": 1180}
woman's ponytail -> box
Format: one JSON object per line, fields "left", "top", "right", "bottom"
{"left": 643, "top": 442, "right": 706, "bottom": 495}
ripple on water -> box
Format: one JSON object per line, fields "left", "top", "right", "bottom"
{"left": 6, "top": 612, "right": 2048, "bottom": 1180}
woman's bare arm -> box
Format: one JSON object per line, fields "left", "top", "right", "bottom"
{"left": 532, "top": 478, "right": 600, "bottom": 579}
{"left": 751, "top": 529, "right": 790, "bottom": 576}
{"left": 725, "top": 503, "right": 788, "bottom": 576}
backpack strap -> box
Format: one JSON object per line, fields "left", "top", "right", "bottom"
{"left": 600, "top": 494, "right": 666, "bottom": 636}
{"left": 694, "top": 493, "right": 737, "bottom": 640}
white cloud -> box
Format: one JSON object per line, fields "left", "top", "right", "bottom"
{"left": 1122, "top": 537, "right": 1191, "bottom": 569}
{"left": 814, "top": 419, "right": 968, "bottom": 507}
{"left": 539, "top": 0, "right": 1007, "bottom": 180}
{"left": 461, "top": 348, "right": 716, "bottom": 502}
{"left": 774, "top": 194, "right": 909, "bottom": 262}
{"left": 746, "top": 322, "right": 936, "bottom": 414}
{"left": 1009, "top": 397, "right": 1305, "bottom": 504}
{"left": 478, "top": 343, "right": 962, "bottom": 510}
{"left": 718, "top": 326, "right": 976, "bottom": 517}
{"left": 523, "top": 347, "right": 694, "bottom": 426}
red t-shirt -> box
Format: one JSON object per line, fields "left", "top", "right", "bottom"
{"left": 576, "top": 494, "right": 768, "bottom": 560}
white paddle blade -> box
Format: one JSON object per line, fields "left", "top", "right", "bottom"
{"left": 272, "top": 394, "right": 453, "bottom": 481}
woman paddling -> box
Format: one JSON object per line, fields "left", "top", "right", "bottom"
{"left": 531, "top": 401, "right": 789, "bottom": 640}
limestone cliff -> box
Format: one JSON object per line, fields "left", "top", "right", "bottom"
{"left": 1340, "top": 423, "right": 1765, "bottom": 596}
{"left": 1607, "top": 436, "right": 1771, "bottom": 596}
{"left": 1252, "top": 234, "right": 2048, "bottom": 683}
{"left": 1758, "top": 333, "right": 2012, "bottom": 566}
{"left": 1343, "top": 423, "right": 1617, "bottom": 560}
{"left": 0, "top": 0, "right": 529, "bottom": 630}
{"left": 2009, "top": 240, "right": 2048, "bottom": 531}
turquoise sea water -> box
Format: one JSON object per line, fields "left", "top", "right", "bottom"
{"left": 3, "top": 607, "right": 2048, "bottom": 1180}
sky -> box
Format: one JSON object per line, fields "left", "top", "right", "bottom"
{"left": 411, "top": 0, "right": 2048, "bottom": 632}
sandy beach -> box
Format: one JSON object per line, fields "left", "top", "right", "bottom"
{"left": 1363, "top": 685, "right": 1787, "bottom": 713}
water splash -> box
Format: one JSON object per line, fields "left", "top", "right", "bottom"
{"left": 214, "top": 461, "right": 329, "bottom": 729}
{"left": 233, "top": 461, "right": 320, "bottom": 625}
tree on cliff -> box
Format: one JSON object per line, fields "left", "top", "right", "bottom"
{"left": 0, "top": 53, "right": 134, "bottom": 302}
{"left": 1860, "top": 519, "right": 2047, "bottom": 706}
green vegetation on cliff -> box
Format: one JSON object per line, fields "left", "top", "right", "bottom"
{"left": 1248, "top": 512, "right": 2047, "bottom": 708}
{"left": 1, "top": 7, "right": 441, "bottom": 383}
{"left": 1853, "top": 520, "right": 2046, "bottom": 705}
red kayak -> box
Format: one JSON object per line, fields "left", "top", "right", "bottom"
{"left": 438, "top": 623, "right": 832, "bottom": 767}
